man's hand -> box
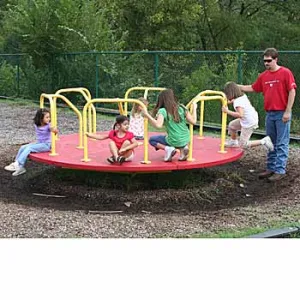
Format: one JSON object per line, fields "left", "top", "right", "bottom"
{"left": 282, "top": 111, "right": 291, "bottom": 123}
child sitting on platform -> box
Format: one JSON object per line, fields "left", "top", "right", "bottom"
{"left": 4, "top": 108, "right": 58, "bottom": 176}
{"left": 86, "top": 115, "right": 138, "bottom": 165}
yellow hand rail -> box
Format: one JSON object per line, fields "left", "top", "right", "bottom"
{"left": 123, "top": 86, "right": 167, "bottom": 115}
{"left": 186, "top": 91, "right": 228, "bottom": 159}
{"left": 40, "top": 93, "right": 84, "bottom": 155}
{"left": 39, "top": 94, "right": 57, "bottom": 156}
{"left": 82, "top": 98, "right": 150, "bottom": 164}
{"left": 55, "top": 87, "right": 96, "bottom": 134}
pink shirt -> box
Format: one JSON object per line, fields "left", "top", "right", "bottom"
{"left": 108, "top": 130, "right": 134, "bottom": 149}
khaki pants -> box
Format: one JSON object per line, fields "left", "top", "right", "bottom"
{"left": 228, "top": 119, "right": 258, "bottom": 148}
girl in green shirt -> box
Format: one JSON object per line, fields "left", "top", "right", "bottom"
{"left": 142, "top": 89, "right": 197, "bottom": 162}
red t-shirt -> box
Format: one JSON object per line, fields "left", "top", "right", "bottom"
{"left": 108, "top": 130, "right": 134, "bottom": 149}
{"left": 252, "top": 67, "right": 297, "bottom": 111}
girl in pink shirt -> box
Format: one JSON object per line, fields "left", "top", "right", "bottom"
{"left": 86, "top": 115, "right": 138, "bottom": 165}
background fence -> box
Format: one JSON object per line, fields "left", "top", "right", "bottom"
{"left": 1, "top": 50, "right": 300, "bottom": 133}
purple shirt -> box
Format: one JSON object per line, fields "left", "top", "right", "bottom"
{"left": 34, "top": 123, "right": 51, "bottom": 143}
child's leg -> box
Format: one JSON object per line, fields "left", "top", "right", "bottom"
{"left": 108, "top": 141, "right": 119, "bottom": 159}
{"left": 119, "top": 140, "right": 133, "bottom": 159}
{"left": 239, "top": 126, "right": 255, "bottom": 149}
{"left": 149, "top": 135, "right": 168, "bottom": 150}
{"left": 148, "top": 135, "right": 177, "bottom": 161}
{"left": 228, "top": 119, "right": 241, "bottom": 140}
{"left": 16, "top": 143, "right": 51, "bottom": 166}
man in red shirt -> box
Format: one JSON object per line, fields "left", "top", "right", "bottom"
{"left": 239, "top": 48, "right": 297, "bottom": 182}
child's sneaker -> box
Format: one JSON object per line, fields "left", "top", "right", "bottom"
{"left": 164, "top": 146, "right": 176, "bottom": 162}
{"left": 225, "top": 139, "right": 239, "bottom": 147}
{"left": 261, "top": 136, "right": 274, "bottom": 152}
{"left": 179, "top": 145, "right": 189, "bottom": 161}
{"left": 4, "top": 162, "right": 18, "bottom": 172}
{"left": 12, "top": 166, "right": 26, "bottom": 176}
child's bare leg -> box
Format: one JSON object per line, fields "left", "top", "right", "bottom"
{"left": 119, "top": 140, "right": 133, "bottom": 158}
{"left": 109, "top": 141, "right": 119, "bottom": 159}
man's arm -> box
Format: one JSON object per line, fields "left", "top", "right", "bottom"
{"left": 238, "top": 84, "right": 254, "bottom": 93}
{"left": 282, "top": 88, "right": 296, "bottom": 123}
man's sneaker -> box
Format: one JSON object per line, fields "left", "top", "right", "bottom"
{"left": 179, "top": 145, "right": 189, "bottom": 161}
{"left": 258, "top": 170, "right": 274, "bottom": 179}
{"left": 224, "top": 139, "right": 239, "bottom": 147}
{"left": 4, "top": 162, "right": 18, "bottom": 172}
{"left": 261, "top": 136, "right": 274, "bottom": 152}
{"left": 268, "top": 173, "right": 286, "bottom": 182}
{"left": 164, "top": 146, "right": 176, "bottom": 162}
{"left": 12, "top": 166, "right": 26, "bottom": 176}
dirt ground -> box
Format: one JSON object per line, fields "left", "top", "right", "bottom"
{"left": 1, "top": 101, "right": 300, "bottom": 237}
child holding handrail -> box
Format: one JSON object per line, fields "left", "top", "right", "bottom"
{"left": 222, "top": 81, "right": 274, "bottom": 151}
{"left": 86, "top": 115, "right": 138, "bottom": 165}
{"left": 4, "top": 108, "right": 58, "bottom": 176}
{"left": 129, "top": 97, "right": 149, "bottom": 140}
{"left": 141, "top": 89, "right": 197, "bottom": 162}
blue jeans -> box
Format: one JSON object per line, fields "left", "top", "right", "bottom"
{"left": 16, "top": 142, "right": 51, "bottom": 166}
{"left": 265, "top": 111, "right": 291, "bottom": 174}
{"left": 149, "top": 135, "right": 169, "bottom": 149}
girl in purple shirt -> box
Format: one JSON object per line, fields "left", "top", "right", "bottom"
{"left": 4, "top": 108, "right": 58, "bottom": 176}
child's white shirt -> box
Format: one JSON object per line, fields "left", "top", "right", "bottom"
{"left": 233, "top": 94, "right": 258, "bottom": 128}
{"left": 129, "top": 113, "right": 144, "bottom": 137}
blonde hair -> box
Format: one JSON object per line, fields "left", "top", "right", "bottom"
{"left": 131, "top": 97, "right": 148, "bottom": 117}
{"left": 224, "top": 81, "right": 244, "bottom": 100}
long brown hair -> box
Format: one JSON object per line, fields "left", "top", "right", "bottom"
{"left": 152, "top": 89, "right": 180, "bottom": 123}
{"left": 224, "top": 81, "right": 244, "bottom": 100}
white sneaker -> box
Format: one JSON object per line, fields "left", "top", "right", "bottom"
{"left": 12, "top": 166, "right": 26, "bottom": 176}
{"left": 179, "top": 145, "right": 189, "bottom": 161}
{"left": 225, "top": 139, "right": 239, "bottom": 147}
{"left": 4, "top": 162, "right": 18, "bottom": 172}
{"left": 261, "top": 136, "right": 274, "bottom": 152}
{"left": 164, "top": 146, "right": 176, "bottom": 162}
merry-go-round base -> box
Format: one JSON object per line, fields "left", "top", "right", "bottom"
{"left": 29, "top": 132, "right": 244, "bottom": 173}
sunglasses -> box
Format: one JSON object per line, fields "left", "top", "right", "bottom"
{"left": 264, "top": 59, "right": 273, "bottom": 63}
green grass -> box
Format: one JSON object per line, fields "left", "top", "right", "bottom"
{"left": 169, "top": 221, "right": 300, "bottom": 238}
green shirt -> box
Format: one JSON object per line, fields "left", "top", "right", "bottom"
{"left": 157, "top": 105, "right": 190, "bottom": 148}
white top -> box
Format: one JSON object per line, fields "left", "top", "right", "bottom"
{"left": 233, "top": 94, "right": 258, "bottom": 128}
{"left": 129, "top": 113, "right": 144, "bottom": 137}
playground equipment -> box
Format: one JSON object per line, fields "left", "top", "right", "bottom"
{"left": 30, "top": 87, "right": 243, "bottom": 173}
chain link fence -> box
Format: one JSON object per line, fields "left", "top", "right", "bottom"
{"left": 1, "top": 50, "right": 299, "bottom": 133}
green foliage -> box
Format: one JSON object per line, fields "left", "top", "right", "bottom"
{"left": 1, "top": 0, "right": 116, "bottom": 68}
{"left": 0, "top": 61, "right": 17, "bottom": 96}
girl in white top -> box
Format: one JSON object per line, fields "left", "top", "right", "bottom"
{"left": 222, "top": 81, "right": 274, "bottom": 151}
{"left": 129, "top": 97, "right": 149, "bottom": 140}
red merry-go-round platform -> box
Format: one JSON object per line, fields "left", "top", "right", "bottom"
{"left": 29, "top": 132, "right": 244, "bottom": 173}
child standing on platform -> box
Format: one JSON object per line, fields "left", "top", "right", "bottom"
{"left": 4, "top": 108, "right": 58, "bottom": 176}
{"left": 222, "top": 81, "right": 274, "bottom": 151}
{"left": 86, "top": 115, "right": 138, "bottom": 165}
{"left": 129, "top": 97, "right": 149, "bottom": 140}
{"left": 141, "top": 89, "right": 197, "bottom": 162}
